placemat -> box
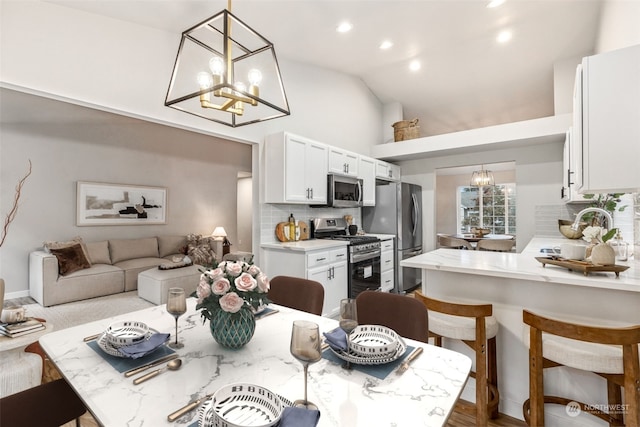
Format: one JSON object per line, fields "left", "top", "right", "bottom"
{"left": 255, "top": 307, "right": 279, "bottom": 320}
{"left": 322, "top": 345, "right": 415, "bottom": 380}
{"left": 87, "top": 340, "right": 176, "bottom": 373}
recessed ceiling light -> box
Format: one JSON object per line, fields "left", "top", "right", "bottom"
{"left": 379, "top": 40, "right": 393, "bottom": 50}
{"left": 496, "top": 30, "right": 512, "bottom": 43}
{"left": 487, "top": 0, "right": 506, "bottom": 8}
{"left": 336, "top": 21, "right": 353, "bottom": 33}
{"left": 409, "top": 60, "right": 421, "bottom": 71}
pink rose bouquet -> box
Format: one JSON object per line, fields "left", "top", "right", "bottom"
{"left": 194, "top": 260, "right": 270, "bottom": 321}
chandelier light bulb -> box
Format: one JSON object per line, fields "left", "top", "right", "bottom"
{"left": 197, "top": 72, "right": 213, "bottom": 88}
{"left": 235, "top": 81, "right": 247, "bottom": 93}
{"left": 209, "top": 57, "right": 225, "bottom": 76}
{"left": 248, "top": 69, "right": 263, "bottom": 86}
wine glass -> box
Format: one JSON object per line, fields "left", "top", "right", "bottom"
{"left": 166, "top": 287, "right": 186, "bottom": 349}
{"left": 290, "top": 320, "right": 322, "bottom": 410}
{"left": 339, "top": 298, "right": 358, "bottom": 369}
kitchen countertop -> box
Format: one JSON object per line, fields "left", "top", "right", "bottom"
{"left": 401, "top": 237, "right": 640, "bottom": 293}
{"left": 261, "top": 239, "right": 349, "bottom": 252}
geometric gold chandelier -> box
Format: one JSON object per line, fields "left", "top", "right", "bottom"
{"left": 470, "top": 165, "right": 495, "bottom": 187}
{"left": 165, "top": 1, "right": 290, "bottom": 127}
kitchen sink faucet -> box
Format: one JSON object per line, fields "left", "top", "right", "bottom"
{"left": 571, "top": 207, "right": 614, "bottom": 231}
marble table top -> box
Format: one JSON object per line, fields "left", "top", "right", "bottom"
{"left": 40, "top": 299, "right": 471, "bottom": 427}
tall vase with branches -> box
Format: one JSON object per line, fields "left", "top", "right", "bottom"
{"left": 1, "top": 160, "right": 32, "bottom": 248}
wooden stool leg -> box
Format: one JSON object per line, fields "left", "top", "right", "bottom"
{"left": 623, "top": 344, "right": 640, "bottom": 427}
{"left": 529, "top": 327, "right": 544, "bottom": 427}
{"left": 488, "top": 336, "right": 499, "bottom": 419}
{"left": 475, "top": 318, "right": 488, "bottom": 426}
{"left": 606, "top": 379, "right": 623, "bottom": 426}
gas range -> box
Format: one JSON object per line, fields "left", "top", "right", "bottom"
{"left": 311, "top": 218, "right": 380, "bottom": 250}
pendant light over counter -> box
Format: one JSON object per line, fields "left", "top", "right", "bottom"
{"left": 164, "top": 0, "right": 290, "bottom": 127}
{"left": 470, "top": 165, "right": 495, "bottom": 187}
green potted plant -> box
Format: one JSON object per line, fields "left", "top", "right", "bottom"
{"left": 581, "top": 193, "right": 627, "bottom": 227}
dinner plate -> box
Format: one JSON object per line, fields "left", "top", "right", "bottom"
{"left": 105, "top": 320, "right": 149, "bottom": 346}
{"left": 97, "top": 329, "right": 160, "bottom": 358}
{"left": 348, "top": 325, "right": 400, "bottom": 358}
{"left": 197, "top": 384, "right": 292, "bottom": 427}
{"left": 329, "top": 336, "right": 407, "bottom": 365}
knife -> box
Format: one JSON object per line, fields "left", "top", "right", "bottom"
{"left": 395, "top": 347, "right": 424, "bottom": 375}
{"left": 167, "top": 393, "right": 213, "bottom": 422}
{"left": 124, "top": 354, "right": 178, "bottom": 377}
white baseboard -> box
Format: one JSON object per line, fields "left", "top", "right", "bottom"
{"left": 4, "top": 290, "right": 31, "bottom": 301}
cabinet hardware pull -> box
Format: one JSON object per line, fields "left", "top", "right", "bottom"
{"left": 317, "top": 257, "right": 326, "bottom": 261}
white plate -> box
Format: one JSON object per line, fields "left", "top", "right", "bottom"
{"left": 348, "top": 325, "right": 400, "bottom": 357}
{"left": 105, "top": 320, "right": 149, "bottom": 346}
{"left": 330, "top": 336, "right": 407, "bottom": 365}
{"left": 198, "top": 384, "right": 290, "bottom": 427}
{"left": 97, "top": 329, "right": 159, "bottom": 358}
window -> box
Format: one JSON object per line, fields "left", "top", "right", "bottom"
{"left": 458, "top": 184, "right": 516, "bottom": 234}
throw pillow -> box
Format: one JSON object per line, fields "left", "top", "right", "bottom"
{"left": 85, "top": 240, "right": 111, "bottom": 264}
{"left": 43, "top": 236, "right": 91, "bottom": 266}
{"left": 186, "top": 234, "right": 216, "bottom": 266}
{"left": 49, "top": 243, "right": 91, "bottom": 276}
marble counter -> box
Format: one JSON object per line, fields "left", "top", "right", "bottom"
{"left": 40, "top": 299, "right": 471, "bottom": 427}
{"left": 401, "top": 237, "right": 640, "bottom": 425}
{"left": 261, "top": 239, "right": 348, "bottom": 252}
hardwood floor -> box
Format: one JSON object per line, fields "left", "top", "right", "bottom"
{"left": 42, "top": 357, "right": 526, "bottom": 427}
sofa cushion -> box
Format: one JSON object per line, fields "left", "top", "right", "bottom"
{"left": 186, "top": 234, "right": 216, "bottom": 266}
{"left": 43, "top": 236, "right": 91, "bottom": 266}
{"left": 109, "top": 238, "right": 159, "bottom": 264}
{"left": 48, "top": 243, "right": 91, "bottom": 276}
{"left": 157, "top": 235, "right": 188, "bottom": 258}
{"left": 113, "top": 258, "right": 166, "bottom": 291}
{"left": 86, "top": 240, "right": 111, "bottom": 264}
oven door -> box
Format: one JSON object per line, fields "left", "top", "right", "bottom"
{"left": 349, "top": 249, "right": 381, "bottom": 298}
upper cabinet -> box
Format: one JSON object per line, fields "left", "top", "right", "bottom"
{"left": 358, "top": 156, "right": 376, "bottom": 206}
{"left": 328, "top": 147, "right": 359, "bottom": 177}
{"left": 375, "top": 160, "right": 401, "bottom": 181}
{"left": 264, "top": 132, "right": 328, "bottom": 204}
{"left": 574, "top": 44, "right": 640, "bottom": 194}
{"left": 561, "top": 129, "right": 589, "bottom": 203}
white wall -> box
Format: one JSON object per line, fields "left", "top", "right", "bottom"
{"left": 0, "top": 0, "right": 382, "bottom": 151}
{"left": 596, "top": 0, "right": 640, "bottom": 53}
{"left": 0, "top": 94, "right": 252, "bottom": 297}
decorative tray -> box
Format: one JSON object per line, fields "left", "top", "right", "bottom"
{"left": 535, "top": 257, "right": 629, "bottom": 277}
{"left": 329, "top": 336, "right": 407, "bottom": 365}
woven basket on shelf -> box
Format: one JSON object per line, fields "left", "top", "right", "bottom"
{"left": 392, "top": 119, "right": 419, "bottom": 142}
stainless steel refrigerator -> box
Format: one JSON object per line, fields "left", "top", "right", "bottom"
{"left": 362, "top": 182, "right": 422, "bottom": 293}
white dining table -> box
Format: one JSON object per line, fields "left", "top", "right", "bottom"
{"left": 39, "top": 298, "right": 471, "bottom": 427}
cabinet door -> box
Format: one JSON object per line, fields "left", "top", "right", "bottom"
{"left": 381, "top": 270, "right": 394, "bottom": 293}
{"left": 306, "top": 142, "right": 328, "bottom": 203}
{"left": 359, "top": 156, "right": 376, "bottom": 206}
{"left": 307, "top": 266, "right": 330, "bottom": 316}
{"left": 388, "top": 163, "right": 401, "bottom": 181}
{"left": 328, "top": 148, "right": 358, "bottom": 176}
{"left": 381, "top": 249, "right": 394, "bottom": 272}
{"left": 581, "top": 45, "right": 640, "bottom": 193}
{"left": 375, "top": 160, "right": 391, "bottom": 179}
{"left": 327, "top": 262, "right": 348, "bottom": 318}
{"left": 284, "top": 135, "right": 312, "bottom": 202}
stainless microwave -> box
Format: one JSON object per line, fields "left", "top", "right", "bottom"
{"left": 327, "top": 174, "right": 363, "bottom": 208}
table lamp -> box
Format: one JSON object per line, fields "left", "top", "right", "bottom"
{"left": 211, "top": 227, "right": 227, "bottom": 258}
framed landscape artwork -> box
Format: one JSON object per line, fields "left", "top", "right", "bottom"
{"left": 77, "top": 182, "right": 167, "bottom": 226}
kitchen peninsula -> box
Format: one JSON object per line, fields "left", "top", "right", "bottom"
{"left": 402, "top": 238, "right": 640, "bottom": 424}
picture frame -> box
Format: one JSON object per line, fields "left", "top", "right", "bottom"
{"left": 76, "top": 181, "right": 167, "bottom": 226}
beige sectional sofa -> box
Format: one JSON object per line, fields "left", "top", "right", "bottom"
{"left": 29, "top": 235, "right": 212, "bottom": 307}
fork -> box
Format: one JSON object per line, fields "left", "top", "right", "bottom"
{"left": 395, "top": 347, "right": 424, "bottom": 375}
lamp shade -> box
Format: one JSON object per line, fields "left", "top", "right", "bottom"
{"left": 212, "top": 227, "right": 227, "bottom": 239}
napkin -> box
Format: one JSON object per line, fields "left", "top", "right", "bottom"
{"left": 279, "top": 407, "right": 320, "bottom": 427}
{"left": 118, "top": 333, "right": 169, "bottom": 358}
{"left": 323, "top": 328, "right": 347, "bottom": 352}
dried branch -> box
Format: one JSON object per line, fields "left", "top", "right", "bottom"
{"left": 0, "top": 160, "right": 32, "bottom": 248}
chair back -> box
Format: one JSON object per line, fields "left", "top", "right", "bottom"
{"left": 437, "top": 234, "right": 473, "bottom": 250}
{"left": 476, "top": 239, "right": 515, "bottom": 252}
{"left": 269, "top": 276, "right": 324, "bottom": 316}
{"left": 355, "top": 291, "right": 428, "bottom": 342}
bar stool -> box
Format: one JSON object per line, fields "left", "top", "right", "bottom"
{"left": 414, "top": 290, "right": 499, "bottom": 424}
{"left": 522, "top": 310, "right": 640, "bottom": 426}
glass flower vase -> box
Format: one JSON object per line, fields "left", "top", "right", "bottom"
{"left": 210, "top": 309, "right": 256, "bottom": 349}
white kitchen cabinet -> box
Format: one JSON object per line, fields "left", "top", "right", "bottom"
{"left": 380, "top": 238, "right": 395, "bottom": 292}
{"left": 328, "top": 147, "right": 359, "bottom": 177}
{"left": 561, "top": 129, "right": 589, "bottom": 203}
{"left": 264, "top": 132, "right": 328, "bottom": 204}
{"left": 574, "top": 44, "right": 640, "bottom": 194}
{"left": 375, "top": 160, "right": 401, "bottom": 181}
{"left": 358, "top": 156, "right": 376, "bottom": 206}
{"left": 262, "top": 245, "right": 348, "bottom": 317}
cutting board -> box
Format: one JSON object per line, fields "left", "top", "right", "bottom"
{"left": 275, "top": 221, "right": 309, "bottom": 242}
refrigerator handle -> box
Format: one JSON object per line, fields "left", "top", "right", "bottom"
{"left": 411, "top": 193, "right": 419, "bottom": 236}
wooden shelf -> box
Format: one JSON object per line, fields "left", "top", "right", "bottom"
{"left": 371, "top": 114, "right": 572, "bottom": 161}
